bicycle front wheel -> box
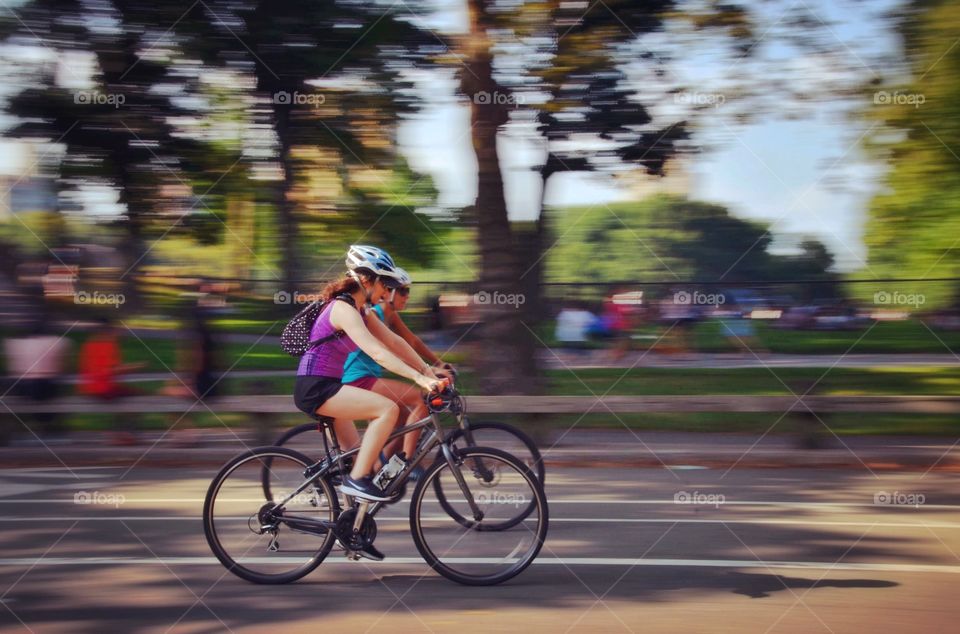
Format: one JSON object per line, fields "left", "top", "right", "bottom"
{"left": 204, "top": 446, "right": 340, "bottom": 584}
{"left": 410, "top": 446, "right": 548, "bottom": 586}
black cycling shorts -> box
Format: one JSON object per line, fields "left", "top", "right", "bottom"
{"left": 294, "top": 375, "right": 344, "bottom": 416}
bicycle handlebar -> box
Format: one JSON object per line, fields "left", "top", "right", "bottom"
{"left": 424, "top": 377, "right": 457, "bottom": 413}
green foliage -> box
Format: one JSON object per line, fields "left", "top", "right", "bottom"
{"left": 863, "top": 0, "right": 960, "bottom": 309}
{"left": 545, "top": 194, "right": 836, "bottom": 284}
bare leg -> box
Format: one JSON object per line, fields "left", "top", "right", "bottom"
{"left": 368, "top": 378, "right": 426, "bottom": 458}
{"left": 332, "top": 418, "right": 360, "bottom": 451}
{"left": 317, "top": 385, "right": 399, "bottom": 479}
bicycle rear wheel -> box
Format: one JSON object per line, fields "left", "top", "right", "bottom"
{"left": 204, "top": 446, "right": 340, "bottom": 584}
{"left": 410, "top": 446, "right": 548, "bottom": 586}
{"left": 446, "top": 420, "right": 545, "bottom": 482}
{"left": 261, "top": 422, "right": 331, "bottom": 499}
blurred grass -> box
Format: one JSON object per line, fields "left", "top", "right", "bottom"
{"left": 73, "top": 367, "right": 960, "bottom": 397}
{"left": 540, "top": 319, "right": 960, "bottom": 354}
{"left": 493, "top": 413, "right": 960, "bottom": 436}
{"left": 5, "top": 317, "right": 958, "bottom": 379}
{"left": 4, "top": 315, "right": 960, "bottom": 436}
{"left": 14, "top": 366, "right": 959, "bottom": 436}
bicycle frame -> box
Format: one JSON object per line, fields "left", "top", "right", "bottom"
{"left": 268, "top": 397, "right": 486, "bottom": 535}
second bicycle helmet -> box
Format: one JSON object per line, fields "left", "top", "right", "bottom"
{"left": 394, "top": 266, "right": 412, "bottom": 287}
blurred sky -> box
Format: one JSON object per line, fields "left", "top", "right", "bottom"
{"left": 398, "top": 0, "right": 903, "bottom": 271}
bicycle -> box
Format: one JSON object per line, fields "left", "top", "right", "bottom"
{"left": 261, "top": 381, "right": 545, "bottom": 497}
{"left": 203, "top": 380, "right": 549, "bottom": 586}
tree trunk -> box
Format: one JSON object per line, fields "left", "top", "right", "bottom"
{"left": 463, "top": 0, "right": 541, "bottom": 394}
{"left": 267, "top": 94, "right": 300, "bottom": 293}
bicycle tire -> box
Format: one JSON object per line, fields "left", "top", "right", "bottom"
{"left": 410, "top": 446, "right": 549, "bottom": 586}
{"left": 204, "top": 446, "right": 340, "bottom": 585}
{"left": 261, "top": 422, "right": 322, "bottom": 500}
{"left": 433, "top": 421, "right": 544, "bottom": 529}
{"left": 445, "top": 420, "right": 545, "bottom": 483}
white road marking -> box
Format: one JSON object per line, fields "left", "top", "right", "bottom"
{"left": 0, "top": 556, "right": 957, "bottom": 574}
{"left": 1, "top": 516, "right": 959, "bottom": 529}
{"left": 1, "top": 498, "right": 958, "bottom": 509}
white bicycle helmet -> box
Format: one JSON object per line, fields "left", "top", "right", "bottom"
{"left": 394, "top": 267, "right": 412, "bottom": 287}
{"left": 345, "top": 244, "right": 403, "bottom": 287}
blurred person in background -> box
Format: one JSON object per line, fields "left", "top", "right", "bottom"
{"left": 658, "top": 290, "right": 700, "bottom": 356}
{"left": 602, "top": 290, "right": 634, "bottom": 362}
{"left": 721, "top": 304, "right": 765, "bottom": 355}
{"left": 555, "top": 302, "right": 596, "bottom": 350}
{"left": 3, "top": 315, "right": 70, "bottom": 443}
{"left": 160, "top": 295, "right": 222, "bottom": 446}
{"left": 78, "top": 317, "right": 146, "bottom": 445}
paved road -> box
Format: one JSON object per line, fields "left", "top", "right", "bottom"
{"left": 5, "top": 429, "right": 960, "bottom": 471}
{"left": 1, "top": 465, "right": 958, "bottom": 633}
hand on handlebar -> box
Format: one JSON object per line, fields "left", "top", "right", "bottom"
{"left": 416, "top": 374, "right": 445, "bottom": 393}
{"left": 432, "top": 362, "right": 457, "bottom": 382}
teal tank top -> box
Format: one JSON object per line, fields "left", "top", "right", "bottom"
{"left": 341, "top": 303, "right": 385, "bottom": 383}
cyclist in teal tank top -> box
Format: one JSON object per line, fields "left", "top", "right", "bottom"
{"left": 342, "top": 304, "right": 387, "bottom": 384}
{"left": 342, "top": 268, "right": 453, "bottom": 459}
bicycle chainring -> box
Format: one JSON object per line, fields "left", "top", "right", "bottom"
{"left": 334, "top": 508, "right": 378, "bottom": 551}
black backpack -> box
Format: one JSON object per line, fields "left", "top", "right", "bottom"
{"left": 280, "top": 294, "right": 357, "bottom": 357}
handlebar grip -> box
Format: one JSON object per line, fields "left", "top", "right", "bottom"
{"left": 428, "top": 378, "right": 451, "bottom": 408}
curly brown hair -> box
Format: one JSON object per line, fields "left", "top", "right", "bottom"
{"left": 319, "top": 271, "right": 376, "bottom": 302}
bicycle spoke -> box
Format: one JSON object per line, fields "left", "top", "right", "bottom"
{"left": 205, "top": 448, "right": 339, "bottom": 584}
{"left": 411, "top": 447, "right": 548, "bottom": 585}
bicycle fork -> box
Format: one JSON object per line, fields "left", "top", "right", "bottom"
{"left": 442, "top": 443, "right": 485, "bottom": 522}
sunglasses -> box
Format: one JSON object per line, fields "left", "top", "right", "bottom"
{"left": 395, "top": 287, "right": 411, "bottom": 297}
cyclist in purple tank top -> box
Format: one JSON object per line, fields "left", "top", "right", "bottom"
{"left": 292, "top": 245, "right": 443, "bottom": 513}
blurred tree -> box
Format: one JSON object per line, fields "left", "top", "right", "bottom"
{"left": 2, "top": 0, "right": 202, "bottom": 306}
{"left": 2, "top": 0, "right": 445, "bottom": 298}
{"left": 548, "top": 195, "right": 836, "bottom": 287}
{"left": 458, "top": 0, "right": 753, "bottom": 393}
{"left": 178, "top": 0, "right": 443, "bottom": 287}
{"left": 863, "top": 0, "right": 960, "bottom": 309}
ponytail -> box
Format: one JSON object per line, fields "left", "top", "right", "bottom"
{"left": 320, "top": 270, "right": 375, "bottom": 302}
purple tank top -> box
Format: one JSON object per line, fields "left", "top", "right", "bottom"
{"left": 296, "top": 299, "right": 360, "bottom": 378}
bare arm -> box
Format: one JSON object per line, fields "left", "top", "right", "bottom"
{"left": 365, "top": 309, "right": 432, "bottom": 373}
{"left": 331, "top": 302, "right": 435, "bottom": 390}
{"left": 384, "top": 306, "right": 442, "bottom": 365}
